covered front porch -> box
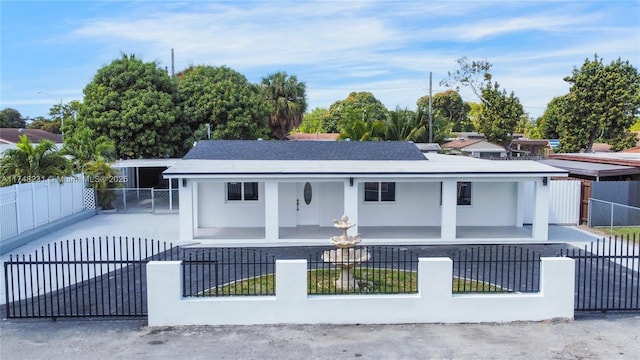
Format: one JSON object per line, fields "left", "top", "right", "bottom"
{"left": 180, "top": 176, "right": 549, "bottom": 246}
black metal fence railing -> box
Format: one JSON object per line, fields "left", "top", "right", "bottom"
{"left": 452, "top": 245, "right": 541, "bottom": 293}
{"left": 559, "top": 235, "right": 639, "bottom": 312}
{"left": 307, "top": 246, "right": 418, "bottom": 295}
{"left": 181, "top": 248, "right": 276, "bottom": 297}
{"left": 3, "top": 237, "right": 177, "bottom": 319}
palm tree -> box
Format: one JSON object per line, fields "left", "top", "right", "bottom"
{"left": 0, "top": 135, "right": 71, "bottom": 186}
{"left": 261, "top": 72, "right": 307, "bottom": 140}
{"left": 62, "top": 127, "right": 115, "bottom": 172}
{"left": 339, "top": 119, "right": 387, "bottom": 141}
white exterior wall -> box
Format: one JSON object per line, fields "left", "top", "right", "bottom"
{"left": 147, "top": 257, "right": 575, "bottom": 326}
{"left": 358, "top": 182, "right": 441, "bottom": 226}
{"left": 197, "top": 182, "right": 265, "bottom": 227}
{"left": 457, "top": 182, "right": 518, "bottom": 226}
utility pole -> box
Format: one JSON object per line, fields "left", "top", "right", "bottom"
{"left": 428, "top": 72, "right": 433, "bottom": 143}
{"left": 171, "top": 48, "right": 175, "bottom": 77}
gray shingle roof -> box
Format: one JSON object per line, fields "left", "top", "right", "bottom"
{"left": 183, "top": 140, "right": 427, "bottom": 161}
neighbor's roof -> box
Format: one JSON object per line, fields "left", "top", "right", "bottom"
{"left": 443, "top": 139, "right": 506, "bottom": 152}
{"left": 113, "top": 158, "right": 181, "bottom": 168}
{"left": 0, "top": 128, "right": 62, "bottom": 144}
{"left": 183, "top": 140, "right": 427, "bottom": 161}
{"left": 538, "top": 159, "right": 640, "bottom": 178}
{"left": 286, "top": 133, "right": 340, "bottom": 141}
{"left": 549, "top": 153, "right": 640, "bottom": 167}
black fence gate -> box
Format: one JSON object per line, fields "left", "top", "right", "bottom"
{"left": 3, "top": 237, "right": 179, "bottom": 319}
{"left": 559, "top": 235, "right": 639, "bottom": 312}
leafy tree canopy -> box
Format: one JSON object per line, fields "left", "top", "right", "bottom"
{"left": 28, "top": 116, "right": 61, "bottom": 134}
{"left": 476, "top": 82, "right": 524, "bottom": 148}
{"left": 261, "top": 71, "right": 307, "bottom": 140}
{"left": 0, "top": 108, "right": 26, "bottom": 128}
{"left": 415, "top": 96, "right": 454, "bottom": 143}
{"left": 329, "top": 92, "right": 388, "bottom": 133}
{"left": 299, "top": 107, "right": 331, "bottom": 133}
{"left": 177, "top": 65, "right": 270, "bottom": 142}
{"left": 76, "top": 53, "right": 188, "bottom": 159}
{"left": 429, "top": 90, "right": 472, "bottom": 132}
{"left": 557, "top": 55, "right": 640, "bottom": 152}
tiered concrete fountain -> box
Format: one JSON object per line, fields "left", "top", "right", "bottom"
{"left": 321, "top": 215, "right": 370, "bottom": 290}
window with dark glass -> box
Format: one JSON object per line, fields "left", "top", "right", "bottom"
{"left": 364, "top": 182, "right": 395, "bottom": 202}
{"left": 227, "top": 182, "right": 259, "bottom": 201}
{"left": 457, "top": 182, "right": 471, "bottom": 205}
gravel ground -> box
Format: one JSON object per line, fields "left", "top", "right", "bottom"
{"left": 1, "top": 314, "right": 638, "bottom": 359}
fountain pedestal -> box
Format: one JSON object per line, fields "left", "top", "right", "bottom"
{"left": 321, "top": 215, "right": 370, "bottom": 290}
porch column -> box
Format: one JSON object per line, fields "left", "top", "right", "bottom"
{"left": 515, "top": 181, "right": 525, "bottom": 227}
{"left": 532, "top": 177, "right": 550, "bottom": 241}
{"left": 264, "top": 180, "right": 279, "bottom": 241}
{"left": 343, "top": 179, "right": 359, "bottom": 235}
{"left": 441, "top": 180, "right": 457, "bottom": 241}
{"left": 179, "top": 178, "right": 194, "bottom": 242}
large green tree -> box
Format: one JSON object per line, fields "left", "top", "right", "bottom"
{"left": 431, "top": 90, "right": 472, "bottom": 132}
{"left": 476, "top": 82, "right": 524, "bottom": 148}
{"left": 261, "top": 72, "right": 307, "bottom": 140}
{"left": 537, "top": 95, "right": 567, "bottom": 140}
{"left": 0, "top": 135, "right": 72, "bottom": 186}
{"left": 75, "top": 54, "right": 187, "bottom": 159}
{"left": 558, "top": 55, "right": 640, "bottom": 152}
{"left": 177, "top": 65, "right": 270, "bottom": 142}
{"left": 298, "top": 107, "right": 331, "bottom": 133}
{"left": 0, "top": 108, "right": 26, "bottom": 128}
{"left": 328, "top": 92, "right": 388, "bottom": 133}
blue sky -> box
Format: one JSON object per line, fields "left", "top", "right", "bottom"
{"left": 1, "top": 1, "right": 639, "bottom": 121}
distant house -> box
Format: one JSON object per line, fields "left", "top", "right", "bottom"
{"left": 0, "top": 128, "right": 63, "bottom": 155}
{"left": 508, "top": 139, "right": 550, "bottom": 158}
{"left": 442, "top": 138, "right": 507, "bottom": 159}
{"left": 164, "top": 140, "right": 566, "bottom": 246}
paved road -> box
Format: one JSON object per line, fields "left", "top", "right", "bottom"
{"left": 1, "top": 314, "right": 638, "bottom": 359}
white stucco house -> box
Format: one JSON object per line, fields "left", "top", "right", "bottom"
{"left": 163, "top": 140, "right": 567, "bottom": 246}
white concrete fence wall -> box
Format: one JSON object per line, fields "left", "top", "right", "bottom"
{"left": 0, "top": 174, "right": 87, "bottom": 242}
{"left": 147, "top": 257, "right": 575, "bottom": 326}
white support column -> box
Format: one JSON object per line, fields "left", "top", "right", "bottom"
{"left": 515, "top": 181, "right": 525, "bottom": 227}
{"left": 179, "top": 179, "right": 194, "bottom": 242}
{"left": 264, "top": 180, "right": 279, "bottom": 242}
{"left": 441, "top": 180, "right": 457, "bottom": 241}
{"left": 343, "top": 179, "right": 359, "bottom": 235}
{"left": 532, "top": 177, "right": 550, "bottom": 241}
